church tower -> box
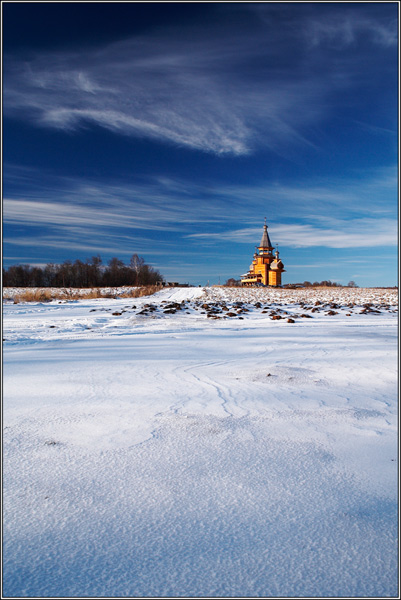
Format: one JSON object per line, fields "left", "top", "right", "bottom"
{"left": 241, "top": 220, "right": 285, "bottom": 287}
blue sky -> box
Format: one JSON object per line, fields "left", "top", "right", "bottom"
{"left": 3, "top": 1, "right": 398, "bottom": 286}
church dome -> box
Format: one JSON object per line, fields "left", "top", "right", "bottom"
{"left": 270, "top": 259, "right": 284, "bottom": 271}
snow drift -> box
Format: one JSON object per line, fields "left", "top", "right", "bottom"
{"left": 3, "top": 287, "right": 398, "bottom": 597}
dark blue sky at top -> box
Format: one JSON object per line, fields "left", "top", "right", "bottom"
{"left": 3, "top": 1, "right": 398, "bottom": 286}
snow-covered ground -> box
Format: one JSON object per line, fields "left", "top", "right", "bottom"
{"left": 3, "top": 286, "right": 398, "bottom": 598}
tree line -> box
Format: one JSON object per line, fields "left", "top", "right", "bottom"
{"left": 3, "top": 254, "right": 164, "bottom": 288}
{"left": 224, "top": 278, "right": 358, "bottom": 288}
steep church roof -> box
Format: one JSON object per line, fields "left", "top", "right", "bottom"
{"left": 259, "top": 222, "right": 273, "bottom": 249}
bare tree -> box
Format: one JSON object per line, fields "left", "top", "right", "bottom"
{"left": 129, "top": 254, "right": 145, "bottom": 286}
{"left": 4, "top": 254, "right": 164, "bottom": 288}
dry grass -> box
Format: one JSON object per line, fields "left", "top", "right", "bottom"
{"left": 118, "top": 285, "right": 160, "bottom": 298}
{"left": 8, "top": 286, "right": 160, "bottom": 303}
{"left": 13, "top": 289, "right": 55, "bottom": 304}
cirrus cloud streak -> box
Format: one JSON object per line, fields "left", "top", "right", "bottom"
{"left": 4, "top": 6, "right": 396, "bottom": 157}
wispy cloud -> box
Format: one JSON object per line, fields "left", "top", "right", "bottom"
{"left": 2, "top": 168, "right": 229, "bottom": 257}
{"left": 3, "top": 165, "right": 396, "bottom": 270}
{"left": 4, "top": 6, "right": 396, "bottom": 157}
{"left": 3, "top": 181, "right": 226, "bottom": 233}
{"left": 196, "top": 165, "right": 398, "bottom": 221}
{"left": 306, "top": 13, "right": 398, "bottom": 48}
{"left": 4, "top": 164, "right": 396, "bottom": 234}
{"left": 187, "top": 218, "right": 397, "bottom": 249}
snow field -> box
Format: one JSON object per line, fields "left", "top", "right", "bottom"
{"left": 2, "top": 287, "right": 398, "bottom": 597}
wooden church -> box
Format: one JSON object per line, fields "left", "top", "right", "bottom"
{"left": 241, "top": 220, "right": 285, "bottom": 287}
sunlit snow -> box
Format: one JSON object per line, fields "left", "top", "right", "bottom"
{"left": 3, "top": 286, "right": 398, "bottom": 598}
